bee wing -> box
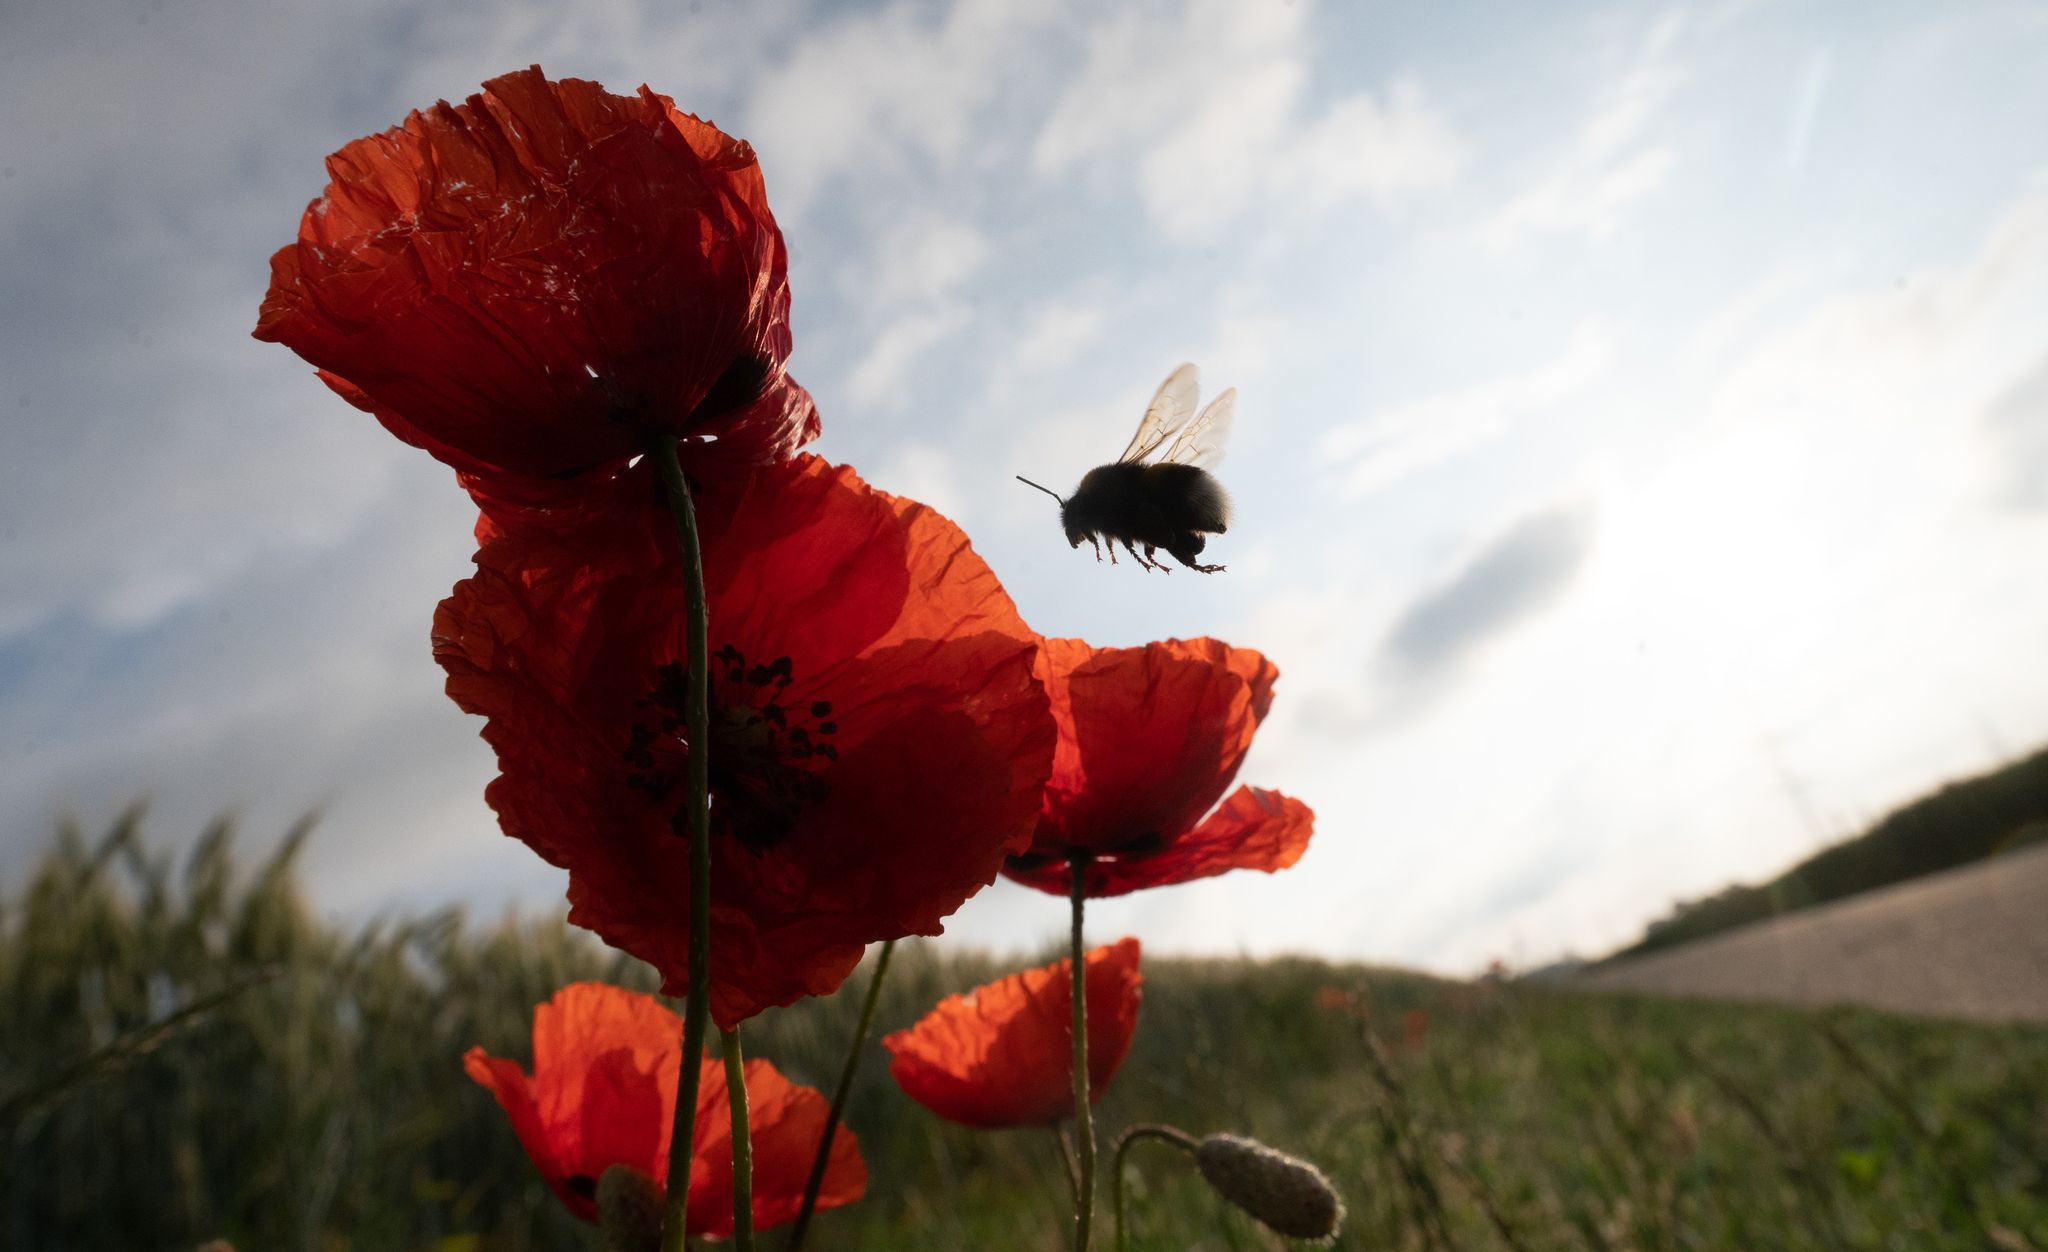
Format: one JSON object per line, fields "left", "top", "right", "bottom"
{"left": 1157, "top": 386, "right": 1235, "bottom": 470}
{"left": 1117, "top": 363, "right": 1201, "bottom": 463}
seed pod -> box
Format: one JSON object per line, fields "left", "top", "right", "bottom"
{"left": 1194, "top": 1133, "right": 1345, "bottom": 1242}
{"left": 596, "top": 1164, "right": 663, "bottom": 1252}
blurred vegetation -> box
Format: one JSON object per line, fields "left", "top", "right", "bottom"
{"left": 3, "top": 810, "right": 2045, "bottom": 1251}
{"left": 1614, "top": 745, "right": 2048, "bottom": 960}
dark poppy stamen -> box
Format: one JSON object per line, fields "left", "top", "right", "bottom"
{"left": 625, "top": 648, "right": 841, "bottom": 853}
{"left": 1115, "top": 831, "right": 1167, "bottom": 856}
{"left": 691, "top": 352, "right": 773, "bottom": 422}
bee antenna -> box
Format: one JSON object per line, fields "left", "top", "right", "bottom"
{"left": 1014, "top": 475, "right": 1066, "bottom": 507}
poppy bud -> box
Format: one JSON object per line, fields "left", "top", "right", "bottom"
{"left": 597, "top": 1165, "right": 662, "bottom": 1252}
{"left": 1194, "top": 1133, "right": 1345, "bottom": 1242}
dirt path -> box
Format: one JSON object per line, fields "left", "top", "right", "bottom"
{"left": 1580, "top": 840, "right": 2048, "bottom": 1023}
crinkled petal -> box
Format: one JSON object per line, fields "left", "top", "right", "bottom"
{"left": 256, "top": 65, "right": 810, "bottom": 489}
{"left": 885, "top": 939, "right": 1142, "bottom": 1129}
{"left": 467, "top": 986, "right": 861, "bottom": 1231}
{"left": 1007, "top": 786, "right": 1313, "bottom": 898}
{"left": 434, "top": 455, "right": 1054, "bottom": 1027}
{"left": 463, "top": 983, "right": 681, "bottom": 1222}
{"left": 1033, "top": 638, "right": 1278, "bottom": 857}
{"left": 685, "top": 1058, "right": 865, "bottom": 1237}
{"left": 464, "top": 1046, "right": 593, "bottom": 1214}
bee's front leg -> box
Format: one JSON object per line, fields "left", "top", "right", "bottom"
{"left": 1088, "top": 536, "right": 1103, "bottom": 562}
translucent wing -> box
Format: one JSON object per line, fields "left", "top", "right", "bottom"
{"left": 1158, "top": 387, "right": 1235, "bottom": 470}
{"left": 1117, "top": 363, "right": 1201, "bottom": 464}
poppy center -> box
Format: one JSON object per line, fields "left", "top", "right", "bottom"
{"left": 623, "top": 645, "right": 838, "bottom": 854}
{"left": 1007, "top": 829, "right": 1163, "bottom": 873}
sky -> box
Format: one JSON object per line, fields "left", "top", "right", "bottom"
{"left": 2, "top": 0, "right": 2046, "bottom": 974}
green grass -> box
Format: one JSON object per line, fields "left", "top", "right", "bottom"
{"left": 4, "top": 811, "right": 2045, "bottom": 1251}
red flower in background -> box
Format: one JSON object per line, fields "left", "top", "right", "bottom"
{"left": 254, "top": 66, "right": 815, "bottom": 500}
{"left": 1002, "top": 637, "right": 1313, "bottom": 898}
{"left": 436, "top": 455, "right": 1056, "bottom": 1027}
{"left": 1402, "top": 1008, "right": 1430, "bottom": 1053}
{"left": 885, "top": 938, "right": 1143, "bottom": 1129}
{"left": 463, "top": 983, "right": 864, "bottom": 1234}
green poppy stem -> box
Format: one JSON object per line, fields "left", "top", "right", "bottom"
{"left": 723, "top": 1026, "right": 755, "bottom": 1252}
{"left": 1053, "top": 1126, "right": 1081, "bottom": 1212}
{"left": 1111, "top": 1124, "right": 1200, "bottom": 1252}
{"left": 784, "top": 938, "right": 897, "bottom": 1252}
{"left": 1069, "top": 856, "right": 1095, "bottom": 1252}
{"left": 650, "top": 434, "right": 714, "bottom": 1252}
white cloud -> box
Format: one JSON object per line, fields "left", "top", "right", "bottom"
{"left": 1285, "top": 78, "right": 1467, "bottom": 213}
{"left": 1782, "top": 44, "right": 1835, "bottom": 172}
{"left": 1011, "top": 299, "right": 1108, "bottom": 376}
{"left": 1319, "top": 322, "right": 1613, "bottom": 498}
{"left": 1212, "top": 189, "right": 2048, "bottom": 972}
{"left": 844, "top": 308, "right": 962, "bottom": 408}
{"left": 832, "top": 216, "right": 989, "bottom": 409}
{"left": 1435, "top": 191, "right": 2048, "bottom": 966}
{"left": 1032, "top": 0, "right": 1463, "bottom": 242}
{"left": 1481, "top": 10, "right": 1687, "bottom": 248}
{"left": 858, "top": 218, "right": 991, "bottom": 311}
{"left": 741, "top": 1, "right": 1054, "bottom": 218}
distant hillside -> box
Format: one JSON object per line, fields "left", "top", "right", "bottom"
{"left": 1610, "top": 744, "right": 2048, "bottom": 961}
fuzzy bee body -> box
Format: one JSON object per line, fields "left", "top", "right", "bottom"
{"left": 1062, "top": 461, "right": 1230, "bottom": 572}
{"left": 1020, "top": 363, "right": 1238, "bottom": 573}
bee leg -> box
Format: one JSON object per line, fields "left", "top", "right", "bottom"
{"left": 1142, "top": 544, "right": 1172, "bottom": 573}
{"left": 1088, "top": 536, "right": 1103, "bottom": 562}
{"left": 1105, "top": 542, "right": 1117, "bottom": 565}
{"left": 1124, "top": 539, "right": 1156, "bottom": 571}
{"left": 1166, "top": 541, "right": 1226, "bottom": 574}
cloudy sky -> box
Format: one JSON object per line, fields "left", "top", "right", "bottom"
{"left": 3, "top": 0, "right": 2045, "bottom": 973}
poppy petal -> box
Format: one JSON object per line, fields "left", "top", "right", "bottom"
{"left": 464, "top": 1046, "right": 588, "bottom": 1214}
{"left": 466, "top": 983, "right": 863, "bottom": 1233}
{"left": 463, "top": 984, "right": 681, "bottom": 1221}
{"left": 256, "top": 66, "right": 812, "bottom": 494}
{"left": 434, "top": 455, "right": 1055, "bottom": 1026}
{"left": 1003, "top": 636, "right": 1305, "bottom": 899}
{"left": 1032, "top": 638, "right": 1278, "bottom": 859}
{"left": 687, "top": 1058, "right": 867, "bottom": 1237}
{"left": 1009, "top": 786, "right": 1314, "bottom": 898}
{"left": 885, "top": 938, "right": 1143, "bottom": 1129}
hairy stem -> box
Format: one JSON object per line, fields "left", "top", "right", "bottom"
{"left": 651, "top": 434, "right": 714, "bottom": 1252}
{"left": 1053, "top": 1126, "right": 1081, "bottom": 1212}
{"left": 784, "top": 939, "right": 897, "bottom": 1252}
{"left": 1070, "top": 856, "right": 1095, "bottom": 1252}
{"left": 1112, "top": 1124, "right": 1200, "bottom": 1252}
{"left": 723, "top": 1027, "right": 755, "bottom": 1252}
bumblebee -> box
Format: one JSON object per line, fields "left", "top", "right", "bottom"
{"left": 1017, "top": 363, "right": 1235, "bottom": 573}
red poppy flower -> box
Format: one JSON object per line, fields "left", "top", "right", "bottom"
{"left": 462, "top": 982, "right": 864, "bottom": 1235}
{"left": 435, "top": 455, "right": 1056, "bottom": 1027}
{"left": 1002, "top": 637, "right": 1313, "bottom": 898}
{"left": 687, "top": 1055, "right": 867, "bottom": 1238}
{"left": 254, "top": 65, "right": 815, "bottom": 497}
{"left": 1402, "top": 1008, "right": 1430, "bottom": 1053}
{"left": 885, "top": 938, "right": 1143, "bottom": 1129}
